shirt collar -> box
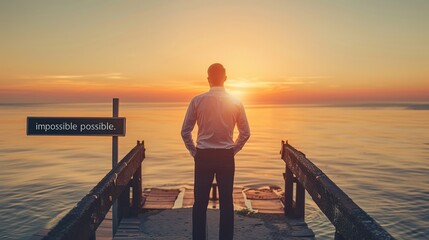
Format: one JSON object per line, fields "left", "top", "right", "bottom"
{"left": 209, "top": 86, "right": 225, "bottom": 92}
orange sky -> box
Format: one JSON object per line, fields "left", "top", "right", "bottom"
{"left": 0, "top": 1, "right": 428, "bottom": 104}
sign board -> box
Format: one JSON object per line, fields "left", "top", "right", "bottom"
{"left": 27, "top": 117, "right": 126, "bottom": 136}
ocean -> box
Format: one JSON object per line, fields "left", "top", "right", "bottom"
{"left": 0, "top": 102, "right": 428, "bottom": 239}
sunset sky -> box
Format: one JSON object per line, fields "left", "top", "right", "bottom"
{"left": 1, "top": 1, "right": 428, "bottom": 104}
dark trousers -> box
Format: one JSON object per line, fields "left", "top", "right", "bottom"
{"left": 193, "top": 148, "right": 235, "bottom": 240}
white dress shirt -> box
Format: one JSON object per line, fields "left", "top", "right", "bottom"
{"left": 181, "top": 87, "right": 250, "bottom": 157}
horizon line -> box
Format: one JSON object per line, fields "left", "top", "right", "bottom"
{"left": 2, "top": 100, "right": 429, "bottom": 109}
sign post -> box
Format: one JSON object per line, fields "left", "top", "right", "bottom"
{"left": 112, "top": 98, "right": 119, "bottom": 235}
{"left": 27, "top": 98, "right": 126, "bottom": 237}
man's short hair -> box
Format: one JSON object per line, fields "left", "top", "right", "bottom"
{"left": 207, "top": 63, "right": 226, "bottom": 79}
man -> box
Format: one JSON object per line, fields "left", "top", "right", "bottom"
{"left": 181, "top": 63, "right": 250, "bottom": 240}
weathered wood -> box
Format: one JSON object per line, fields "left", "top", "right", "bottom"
{"left": 295, "top": 180, "right": 305, "bottom": 219}
{"left": 118, "top": 181, "right": 131, "bottom": 221}
{"left": 131, "top": 165, "right": 142, "bottom": 216}
{"left": 41, "top": 142, "right": 145, "bottom": 240}
{"left": 143, "top": 202, "right": 176, "bottom": 209}
{"left": 232, "top": 188, "right": 246, "bottom": 209}
{"left": 250, "top": 200, "right": 284, "bottom": 214}
{"left": 143, "top": 187, "right": 280, "bottom": 212}
{"left": 142, "top": 188, "right": 180, "bottom": 209}
{"left": 244, "top": 188, "right": 279, "bottom": 200}
{"left": 146, "top": 196, "right": 178, "bottom": 202}
{"left": 281, "top": 140, "right": 395, "bottom": 240}
{"left": 147, "top": 188, "right": 179, "bottom": 195}
{"left": 243, "top": 187, "right": 284, "bottom": 214}
{"left": 182, "top": 189, "right": 195, "bottom": 208}
{"left": 284, "top": 164, "right": 294, "bottom": 215}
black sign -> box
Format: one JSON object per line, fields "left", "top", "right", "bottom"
{"left": 27, "top": 117, "right": 126, "bottom": 136}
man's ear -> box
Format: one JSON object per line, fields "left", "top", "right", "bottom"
{"left": 208, "top": 77, "right": 212, "bottom": 87}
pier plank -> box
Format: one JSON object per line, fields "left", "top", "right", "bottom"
{"left": 113, "top": 217, "right": 142, "bottom": 239}
{"left": 142, "top": 188, "right": 180, "bottom": 209}
{"left": 243, "top": 187, "right": 284, "bottom": 214}
{"left": 233, "top": 188, "right": 246, "bottom": 209}
{"left": 146, "top": 196, "right": 178, "bottom": 202}
{"left": 250, "top": 200, "right": 284, "bottom": 214}
{"left": 245, "top": 188, "right": 279, "bottom": 200}
{"left": 182, "top": 188, "right": 194, "bottom": 208}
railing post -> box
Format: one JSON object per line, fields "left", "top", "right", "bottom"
{"left": 112, "top": 98, "right": 119, "bottom": 235}
{"left": 284, "top": 163, "right": 294, "bottom": 215}
{"left": 131, "top": 164, "right": 142, "bottom": 216}
{"left": 282, "top": 140, "right": 305, "bottom": 219}
{"left": 131, "top": 140, "right": 143, "bottom": 216}
{"left": 295, "top": 180, "right": 305, "bottom": 219}
{"left": 118, "top": 181, "right": 131, "bottom": 220}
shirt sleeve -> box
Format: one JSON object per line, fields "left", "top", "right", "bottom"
{"left": 181, "top": 99, "right": 197, "bottom": 157}
{"left": 234, "top": 102, "right": 250, "bottom": 155}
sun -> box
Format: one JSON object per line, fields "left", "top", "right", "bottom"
{"left": 227, "top": 88, "right": 245, "bottom": 99}
{"left": 225, "top": 79, "right": 257, "bottom": 101}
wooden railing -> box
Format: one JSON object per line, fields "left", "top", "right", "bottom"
{"left": 39, "top": 141, "right": 145, "bottom": 240}
{"left": 280, "top": 140, "right": 395, "bottom": 240}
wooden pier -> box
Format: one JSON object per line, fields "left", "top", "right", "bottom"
{"left": 91, "top": 185, "right": 314, "bottom": 239}
{"left": 32, "top": 140, "right": 395, "bottom": 240}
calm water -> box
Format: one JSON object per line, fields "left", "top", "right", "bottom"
{"left": 0, "top": 103, "right": 428, "bottom": 239}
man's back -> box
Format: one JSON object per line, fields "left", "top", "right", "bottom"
{"left": 181, "top": 63, "right": 250, "bottom": 240}
{"left": 191, "top": 87, "right": 248, "bottom": 149}
{"left": 181, "top": 86, "right": 250, "bottom": 157}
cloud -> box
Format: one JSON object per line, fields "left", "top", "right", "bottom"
{"left": 287, "top": 76, "right": 331, "bottom": 81}
{"left": 14, "top": 73, "right": 127, "bottom": 81}
{"left": 227, "top": 76, "right": 330, "bottom": 90}
{"left": 43, "top": 73, "right": 127, "bottom": 80}
{"left": 275, "top": 76, "right": 331, "bottom": 85}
